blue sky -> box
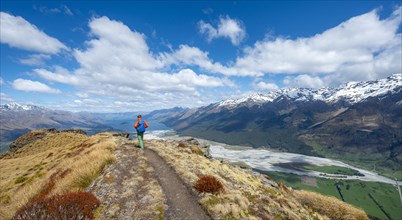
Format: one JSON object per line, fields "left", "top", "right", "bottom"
{"left": 1, "top": 1, "right": 401, "bottom": 112}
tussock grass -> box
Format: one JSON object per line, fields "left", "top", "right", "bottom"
{"left": 0, "top": 131, "right": 118, "bottom": 219}
{"left": 147, "top": 139, "right": 368, "bottom": 220}
{"left": 294, "top": 190, "right": 368, "bottom": 220}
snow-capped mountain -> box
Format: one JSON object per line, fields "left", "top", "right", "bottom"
{"left": 0, "top": 102, "right": 45, "bottom": 111}
{"left": 159, "top": 73, "right": 402, "bottom": 175}
{"left": 0, "top": 103, "right": 117, "bottom": 153}
{"left": 218, "top": 73, "right": 402, "bottom": 109}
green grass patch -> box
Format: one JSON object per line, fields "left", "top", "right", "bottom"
{"left": 24, "top": 172, "right": 45, "bottom": 185}
{"left": 157, "top": 205, "right": 164, "bottom": 220}
{"left": 72, "top": 171, "right": 98, "bottom": 190}
{"left": 262, "top": 171, "right": 402, "bottom": 220}
{"left": 99, "top": 158, "right": 115, "bottom": 172}
{"left": 0, "top": 194, "right": 11, "bottom": 204}
{"left": 305, "top": 141, "right": 402, "bottom": 181}
{"left": 303, "top": 165, "right": 363, "bottom": 176}
{"left": 15, "top": 176, "right": 28, "bottom": 184}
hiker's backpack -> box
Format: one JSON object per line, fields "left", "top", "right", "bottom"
{"left": 137, "top": 120, "right": 146, "bottom": 133}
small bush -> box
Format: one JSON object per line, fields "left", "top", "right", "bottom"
{"left": 193, "top": 175, "right": 224, "bottom": 194}
{"left": 13, "top": 192, "right": 100, "bottom": 220}
{"left": 177, "top": 143, "right": 187, "bottom": 148}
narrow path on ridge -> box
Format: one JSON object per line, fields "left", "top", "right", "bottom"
{"left": 144, "top": 147, "right": 211, "bottom": 220}
{"left": 90, "top": 138, "right": 210, "bottom": 220}
{"left": 89, "top": 141, "right": 167, "bottom": 219}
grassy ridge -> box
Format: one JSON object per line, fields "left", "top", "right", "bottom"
{"left": 262, "top": 171, "right": 402, "bottom": 220}
{"left": 0, "top": 131, "right": 118, "bottom": 219}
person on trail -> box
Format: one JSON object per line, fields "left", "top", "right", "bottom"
{"left": 134, "top": 115, "right": 149, "bottom": 151}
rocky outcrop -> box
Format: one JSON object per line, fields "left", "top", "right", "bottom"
{"left": 7, "top": 128, "right": 88, "bottom": 153}
{"left": 111, "top": 132, "right": 130, "bottom": 138}
{"left": 60, "top": 129, "right": 87, "bottom": 135}
{"left": 178, "top": 137, "right": 212, "bottom": 159}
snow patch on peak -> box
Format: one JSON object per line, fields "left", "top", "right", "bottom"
{"left": 0, "top": 102, "right": 44, "bottom": 111}
{"left": 329, "top": 73, "right": 402, "bottom": 103}
{"left": 218, "top": 93, "right": 276, "bottom": 108}
{"left": 218, "top": 73, "right": 402, "bottom": 109}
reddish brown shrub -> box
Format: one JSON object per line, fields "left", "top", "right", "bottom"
{"left": 193, "top": 175, "right": 224, "bottom": 194}
{"left": 13, "top": 192, "right": 100, "bottom": 220}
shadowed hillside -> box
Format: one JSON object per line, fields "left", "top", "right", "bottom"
{"left": 160, "top": 74, "right": 402, "bottom": 180}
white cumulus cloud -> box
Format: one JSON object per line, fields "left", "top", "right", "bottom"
{"left": 253, "top": 81, "right": 279, "bottom": 91}
{"left": 12, "top": 79, "right": 61, "bottom": 94}
{"left": 18, "top": 54, "right": 51, "bottom": 66}
{"left": 33, "top": 16, "right": 232, "bottom": 110}
{"left": 283, "top": 75, "right": 326, "bottom": 89}
{"left": 0, "top": 12, "right": 68, "bottom": 54}
{"left": 216, "top": 7, "right": 402, "bottom": 86}
{"left": 199, "top": 15, "right": 246, "bottom": 45}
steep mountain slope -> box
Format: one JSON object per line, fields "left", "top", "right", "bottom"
{"left": 162, "top": 74, "right": 402, "bottom": 178}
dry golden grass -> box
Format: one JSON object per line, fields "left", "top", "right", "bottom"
{"left": 294, "top": 190, "right": 368, "bottom": 220}
{"left": 0, "top": 131, "right": 119, "bottom": 219}
{"left": 146, "top": 139, "right": 329, "bottom": 220}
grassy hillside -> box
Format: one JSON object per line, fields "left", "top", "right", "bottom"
{"left": 0, "top": 129, "right": 118, "bottom": 219}
{"left": 1, "top": 129, "right": 370, "bottom": 219}
{"left": 147, "top": 139, "right": 368, "bottom": 220}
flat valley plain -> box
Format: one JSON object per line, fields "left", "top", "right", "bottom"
{"left": 262, "top": 170, "right": 402, "bottom": 220}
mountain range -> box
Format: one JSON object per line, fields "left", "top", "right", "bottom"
{"left": 0, "top": 103, "right": 176, "bottom": 153}
{"left": 159, "top": 73, "right": 402, "bottom": 179}
{"left": 0, "top": 104, "right": 128, "bottom": 153}
{"left": 1, "top": 73, "right": 401, "bottom": 178}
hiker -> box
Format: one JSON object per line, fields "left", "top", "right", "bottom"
{"left": 134, "top": 114, "right": 149, "bottom": 151}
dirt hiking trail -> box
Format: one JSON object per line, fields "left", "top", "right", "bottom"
{"left": 89, "top": 138, "right": 210, "bottom": 220}
{"left": 145, "top": 147, "right": 210, "bottom": 220}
